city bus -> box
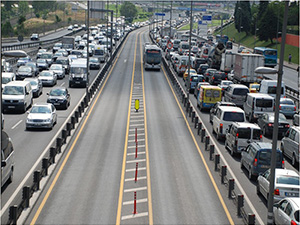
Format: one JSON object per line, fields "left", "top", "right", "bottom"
{"left": 143, "top": 45, "right": 162, "bottom": 70}
{"left": 253, "top": 47, "right": 277, "bottom": 67}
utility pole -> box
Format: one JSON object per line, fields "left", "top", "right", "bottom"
{"left": 169, "top": 1, "right": 173, "bottom": 39}
{"left": 86, "top": 0, "right": 90, "bottom": 97}
{"left": 187, "top": 1, "right": 192, "bottom": 100}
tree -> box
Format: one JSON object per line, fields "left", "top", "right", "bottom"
{"left": 2, "top": 21, "right": 14, "bottom": 36}
{"left": 234, "top": 1, "right": 252, "bottom": 35}
{"left": 258, "top": 0, "right": 269, "bottom": 19}
{"left": 120, "top": 1, "right": 137, "bottom": 23}
{"left": 18, "top": 1, "right": 29, "bottom": 16}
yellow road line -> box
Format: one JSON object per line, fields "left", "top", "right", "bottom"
{"left": 116, "top": 31, "right": 140, "bottom": 225}
{"left": 139, "top": 31, "right": 153, "bottom": 225}
{"left": 30, "top": 32, "right": 131, "bottom": 225}
{"left": 161, "top": 66, "right": 235, "bottom": 225}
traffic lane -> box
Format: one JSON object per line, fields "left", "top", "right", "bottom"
{"left": 24, "top": 30, "right": 138, "bottom": 224}
{"left": 1, "top": 66, "right": 101, "bottom": 204}
{"left": 144, "top": 70, "right": 232, "bottom": 224}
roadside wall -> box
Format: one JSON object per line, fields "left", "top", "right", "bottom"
{"left": 277, "top": 33, "right": 299, "bottom": 47}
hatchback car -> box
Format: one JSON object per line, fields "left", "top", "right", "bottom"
{"left": 38, "top": 70, "right": 57, "bottom": 86}
{"left": 89, "top": 57, "right": 101, "bottom": 70}
{"left": 281, "top": 126, "right": 300, "bottom": 167}
{"left": 26, "top": 103, "right": 57, "bottom": 130}
{"left": 218, "top": 80, "right": 233, "bottom": 96}
{"left": 49, "top": 64, "right": 65, "bottom": 79}
{"left": 37, "top": 49, "right": 47, "bottom": 59}
{"left": 16, "top": 66, "right": 34, "bottom": 80}
{"left": 24, "top": 78, "right": 43, "bottom": 98}
{"left": 55, "top": 57, "right": 70, "bottom": 74}
{"left": 52, "top": 42, "right": 62, "bottom": 53}
{"left": 30, "top": 33, "right": 39, "bottom": 41}
{"left": 36, "top": 58, "right": 49, "bottom": 71}
{"left": 273, "top": 198, "right": 300, "bottom": 225}
{"left": 197, "top": 63, "right": 209, "bottom": 75}
{"left": 257, "top": 112, "right": 290, "bottom": 138}
{"left": 257, "top": 169, "right": 299, "bottom": 202}
{"left": 183, "top": 68, "right": 197, "bottom": 81}
{"left": 280, "top": 98, "right": 297, "bottom": 118}
{"left": 209, "top": 71, "right": 227, "bottom": 85}
{"left": 204, "top": 68, "right": 217, "bottom": 82}
{"left": 47, "top": 87, "right": 71, "bottom": 110}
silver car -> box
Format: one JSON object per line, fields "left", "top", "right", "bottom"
{"left": 26, "top": 103, "right": 57, "bottom": 130}
{"left": 281, "top": 126, "right": 300, "bottom": 166}
{"left": 36, "top": 58, "right": 49, "bottom": 71}
{"left": 49, "top": 64, "right": 65, "bottom": 79}
{"left": 38, "top": 70, "right": 57, "bottom": 86}
{"left": 24, "top": 78, "right": 43, "bottom": 98}
{"left": 273, "top": 198, "right": 300, "bottom": 225}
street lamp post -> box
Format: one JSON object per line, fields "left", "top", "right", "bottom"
{"left": 275, "top": 1, "right": 280, "bottom": 51}
{"left": 255, "top": 2, "right": 289, "bottom": 225}
{"left": 238, "top": 7, "right": 242, "bottom": 49}
{"left": 187, "top": 1, "right": 193, "bottom": 101}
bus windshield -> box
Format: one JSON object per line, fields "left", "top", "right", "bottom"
{"left": 145, "top": 50, "right": 161, "bottom": 64}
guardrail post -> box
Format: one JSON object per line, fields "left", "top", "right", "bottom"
{"left": 248, "top": 214, "right": 255, "bottom": 225}
{"left": 198, "top": 122, "right": 202, "bottom": 135}
{"left": 71, "top": 116, "right": 76, "bottom": 128}
{"left": 62, "top": 130, "right": 67, "bottom": 144}
{"left": 42, "top": 158, "right": 49, "bottom": 176}
{"left": 66, "top": 122, "right": 72, "bottom": 135}
{"left": 50, "top": 147, "right": 56, "bottom": 164}
{"left": 34, "top": 170, "right": 41, "bottom": 190}
{"left": 191, "top": 111, "right": 195, "bottom": 121}
{"left": 188, "top": 106, "right": 192, "bottom": 117}
{"left": 9, "top": 205, "right": 17, "bottom": 225}
{"left": 78, "top": 106, "right": 82, "bottom": 117}
{"left": 215, "top": 154, "right": 220, "bottom": 171}
{"left": 228, "top": 178, "right": 235, "bottom": 199}
{"left": 56, "top": 137, "right": 63, "bottom": 153}
{"left": 23, "top": 186, "right": 30, "bottom": 208}
{"left": 205, "top": 136, "right": 210, "bottom": 151}
{"left": 81, "top": 101, "right": 85, "bottom": 110}
{"left": 75, "top": 111, "right": 79, "bottom": 122}
{"left": 201, "top": 128, "right": 205, "bottom": 142}
{"left": 210, "top": 145, "right": 215, "bottom": 160}
{"left": 237, "top": 194, "right": 244, "bottom": 217}
{"left": 221, "top": 165, "right": 227, "bottom": 184}
{"left": 194, "top": 117, "right": 198, "bottom": 128}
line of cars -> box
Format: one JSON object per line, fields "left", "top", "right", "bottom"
{"left": 156, "top": 26, "right": 299, "bottom": 221}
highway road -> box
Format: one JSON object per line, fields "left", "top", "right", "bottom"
{"left": 1, "top": 23, "right": 298, "bottom": 225}
{"left": 23, "top": 27, "right": 237, "bottom": 225}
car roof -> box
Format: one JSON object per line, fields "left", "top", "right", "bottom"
{"left": 218, "top": 106, "right": 245, "bottom": 112}
{"left": 251, "top": 142, "right": 273, "bottom": 149}
{"left": 247, "top": 93, "right": 274, "bottom": 99}
{"left": 284, "top": 197, "right": 300, "bottom": 208}
{"left": 4, "top": 80, "right": 30, "bottom": 86}
{"left": 50, "top": 86, "right": 67, "bottom": 91}
{"left": 32, "top": 103, "right": 52, "bottom": 107}
{"left": 229, "top": 84, "right": 248, "bottom": 88}
{"left": 275, "top": 168, "right": 299, "bottom": 177}
{"left": 232, "top": 122, "right": 261, "bottom": 129}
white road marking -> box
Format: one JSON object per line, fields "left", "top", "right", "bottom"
{"left": 126, "top": 159, "right": 146, "bottom": 164}
{"left": 128, "top": 145, "right": 145, "bottom": 149}
{"left": 121, "top": 212, "right": 148, "bottom": 220}
{"left": 125, "top": 176, "right": 147, "bottom": 182}
{"left": 11, "top": 120, "right": 23, "bottom": 129}
{"left": 123, "top": 198, "right": 148, "bottom": 205}
{"left": 124, "top": 186, "right": 147, "bottom": 193}
{"left": 124, "top": 59, "right": 127, "bottom": 63}
{"left": 127, "top": 151, "right": 146, "bottom": 156}
{"left": 129, "top": 128, "right": 144, "bottom": 131}
{"left": 126, "top": 167, "right": 146, "bottom": 172}
{"left": 128, "top": 139, "right": 145, "bottom": 142}
{"left": 60, "top": 82, "right": 65, "bottom": 86}
{"left": 129, "top": 133, "right": 145, "bottom": 137}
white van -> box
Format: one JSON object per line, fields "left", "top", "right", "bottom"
{"left": 2, "top": 81, "right": 33, "bottom": 113}
{"left": 225, "top": 122, "right": 262, "bottom": 156}
{"left": 94, "top": 45, "right": 107, "bottom": 62}
{"left": 69, "top": 58, "right": 87, "bottom": 88}
{"left": 244, "top": 93, "right": 275, "bottom": 122}
{"left": 178, "top": 41, "right": 189, "bottom": 55}
{"left": 1, "top": 130, "right": 14, "bottom": 187}
{"left": 176, "top": 55, "right": 189, "bottom": 77}
{"left": 212, "top": 106, "right": 246, "bottom": 140}
{"left": 259, "top": 80, "right": 285, "bottom": 98}
{"left": 2, "top": 72, "right": 16, "bottom": 89}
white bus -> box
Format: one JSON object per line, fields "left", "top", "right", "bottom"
{"left": 143, "top": 45, "right": 162, "bottom": 70}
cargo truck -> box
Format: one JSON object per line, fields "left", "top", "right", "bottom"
{"left": 62, "top": 36, "right": 75, "bottom": 53}
{"left": 220, "top": 50, "right": 235, "bottom": 74}
{"left": 233, "top": 53, "right": 265, "bottom": 85}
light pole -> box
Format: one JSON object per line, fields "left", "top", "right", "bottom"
{"left": 187, "top": 0, "right": 192, "bottom": 101}
{"left": 238, "top": 6, "right": 242, "bottom": 49}
{"left": 255, "top": 2, "right": 289, "bottom": 225}
{"left": 275, "top": 1, "right": 280, "bottom": 51}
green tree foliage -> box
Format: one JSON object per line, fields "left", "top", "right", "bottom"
{"left": 120, "top": 1, "right": 137, "bottom": 23}
{"left": 1, "top": 21, "right": 14, "bottom": 36}
{"left": 55, "top": 15, "right": 62, "bottom": 23}
{"left": 250, "top": 3, "right": 259, "bottom": 35}
{"left": 32, "top": 1, "right": 57, "bottom": 14}
{"left": 68, "top": 17, "right": 72, "bottom": 24}
{"left": 234, "top": 1, "right": 251, "bottom": 35}
{"left": 18, "top": 1, "right": 29, "bottom": 16}
{"left": 258, "top": 0, "right": 269, "bottom": 19}
{"left": 288, "top": 2, "right": 299, "bottom": 26}
{"left": 18, "top": 15, "right": 26, "bottom": 25}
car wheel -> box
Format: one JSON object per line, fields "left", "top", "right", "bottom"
{"left": 64, "top": 102, "right": 68, "bottom": 110}
{"left": 256, "top": 184, "right": 261, "bottom": 195}
{"left": 8, "top": 168, "right": 13, "bottom": 184}
{"left": 263, "top": 126, "right": 268, "bottom": 137}
{"left": 280, "top": 143, "right": 285, "bottom": 155}
{"left": 22, "top": 104, "right": 27, "bottom": 113}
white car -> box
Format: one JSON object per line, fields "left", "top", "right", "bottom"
{"left": 26, "top": 103, "right": 57, "bottom": 130}
{"left": 257, "top": 169, "right": 299, "bottom": 202}
{"left": 49, "top": 64, "right": 65, "bottom": 79}
{"left": 38, "top": 70, "right": 57, "bottom": 86}
{"left": 273, "top": 198, "right": 300, "bottom": 225}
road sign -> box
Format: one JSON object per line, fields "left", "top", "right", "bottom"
{"left": 176, "top": 7, "right": 206, "bottom": 11}
{"left": 18, "top": 35, "right": 23, "bottom": 42}
{"left": 167, "top": 41, "right": 173, "bottom": 50}
{"left": 202, "top": 15, "right": 212, "bottom": 21}
{"left": 198, "top": 21, "right": 202, "bottom": 25}
{"left": 155, "top": 13, "right": 165, "bottom": 16}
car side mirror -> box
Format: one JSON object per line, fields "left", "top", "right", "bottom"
{"left": 273, "top": 203, "right": 279, "bottom": 208}
{"left": 247, "top": 140, "right": 251, "bottom": 144}
{"left": 241, "top": 148, "right": 245, "bottom": 152}
{"left": 1, "top": 161, "right": 6, "bottom": 167}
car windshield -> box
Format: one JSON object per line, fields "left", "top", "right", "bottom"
{"left": 276, "top": 175, "right": 300, "bottom": 185}
{"left": 256, "top": 99, "right": 273, "bottom": 108}
{"left": 19, "top": 67, "right": 31, "bottom": 72}
{"left": 191, "top": 76, "right": 199, "bottom": 82}
{"left": 41, "top": 54, "right": 52, "bottom": 59}
{"left": 56, "top": 59, "right": 67, "bottom": 65}
{"left": 253, "top": 129, "right": 262, "bottom": 140}
{"left": 3, "top": 86, "right": 23, "bottom": 95}
{"left": 233, "top": 88, "right": 249, "bottom": 95}
{"left": 223, "top": 112, "right": 245, "bottom": 122}
{"left": 280, "top": 99, "right": 294, "bottom": 105}
{"left": 28, "top": 80, "right": 38, "bottom": 86}
{"left": 30, "top": 106, "right": 51, "bottom": 114}
{"left": 40, "top": 72, "right": 52, "bottom": 77}
{"left": 50, "top": 65, "right": 61, "bottom": 70}
{"left": 50, "top": 89, "right": 66, "bottom": 96}
{"left": 222, "top": 81, "right": 233, "bottom": 86}
{"left": 268, "top": 113, "right": 286, "bottom": 122}
{"left": 70, "top": 67, "right": 87, "bottom": 74}
{"left": 37, "top": 59, "right": 46, "bottom": 63}
{"left": 90, "top": 58, "right": 99, "bottom": 63}
{"left": 2, "top": 77, "right": 11, "bottom": 84}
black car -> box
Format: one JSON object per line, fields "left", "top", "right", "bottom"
{"left": 16, "top": 66, "right": 34, "bottom": 80}
{"left": 209, "top": 71, "right": 227, "bottom": 85}
{"left": 55, "top": 57, "right": 70, "bottom": 74}
{"left": 47, "top": 87, "right": 71, "bottom": 110}
{"left": 257, "top": 112, "right": 290, "bottom": 138}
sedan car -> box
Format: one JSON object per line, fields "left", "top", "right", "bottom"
{"left": 55, "top": 57, "right": 70, "bottom": 74}
{"left": 89, "top": 57, "right": 101, "bottom": 70}
{"left": 36, "top": 58, "right": 49, "bottom": 71}
{"left": 52, "top": 42, "right": 62, "bottom": 53}
{"left": 49, "top": 64, "right": 65, "bottom": 79}
{"left": 257, "top": 169, "right": 299, "bottom": 202}
{"left": 218, "top": 80, "right": 233, "bottom": 96}
{"left": 293, "top": 112, "right": 299, "bottom": 126}
{"left": 280, "top": 98, "right": 297, "bottom": 118}
{"left": 209, "top": 71, "right": 227, "bottom": 85}
{"left": 16, "top": 66, "right": 34, "bottom": 80}
{"left": 38, "top": 70, "right": 57, "bottom": 86}
{"left": 47, "top": 87, "right": 70, "bottom": 109}
{"left": 52, "top": 52, "right": 64, "bottom": 62}
{"left": 25, "top": 62, "right": 38, "bottom": 76}
{"left": 30, "top": 33, "right": 39, "bottom": 41}
{"left": 26, "top": 103, "right": 57, "bottom": 130}
{"left": 37, "top": 49, "right": 47, "bottom": 59}
{"left": 273, "top": 198, "right": 300, "bottom": 225}
{"left": 204, "top": 68, "right": 217, "bottom": 82}
{"left": 257, "top": 112, "right": 290, "bottom": 138}
{"left": 24, "top": 78, "right": 43, "bottom": 98}
{"left": 17, "top": 56, "right": 31, "bottom": 67}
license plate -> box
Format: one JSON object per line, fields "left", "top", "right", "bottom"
{"left": 53, "top": 103, "right": 60, "bottom": 105}
{"left": 75, "top": 81, "right": 81, "bottom": 84}
{"left": 285, "top": 192, "right": 299, "bottom": 197}
{"left": 261, "top": 165, "right": 270, "bottom": 168}
{"left": 8, "top": 106, "right": 15, "bottom": 109}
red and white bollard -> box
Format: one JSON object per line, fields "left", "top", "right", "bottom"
{"left": 135, "top": 141, "right": 138, "bottom": 159}
{"left": 135, "top": 127, "right": 137, "bottom": 143}
{"left": 133, "top": 191, "right": 137, "bottom": 214}
{"left": 135, "top": 162, "right": 138, "bottom": 183}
